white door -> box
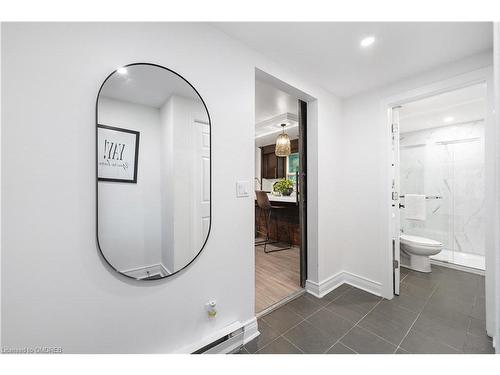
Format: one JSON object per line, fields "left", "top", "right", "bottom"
{"left": 192, "top": 120, "right": 211, "bottom": 251}
{"left": 391, "top": 107, "right": 401, "bottom": 295}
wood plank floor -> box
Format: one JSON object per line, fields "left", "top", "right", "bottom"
{"left": 255, "top": 240, "right": 301, "bottom": 313}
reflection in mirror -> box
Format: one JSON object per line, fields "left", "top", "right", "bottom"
{"left": 96, "top": 63, "right": 211, "bottom": 280}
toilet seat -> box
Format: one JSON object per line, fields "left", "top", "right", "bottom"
{"left": 400, "top": 234, "right": 442, "bottom": 248}
{"left": 399, "top": 234, "right": 443, "bottom": 272}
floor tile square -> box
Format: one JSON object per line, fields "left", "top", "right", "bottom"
{"left": 286, "top": 294, "right": 324, "bottom": 318}
{"left": 325, "top": 289, "right": 381, "bottom": 322}
{"left": 340, "top": 326, "right": 396, "bottom": 354}
{"left": 306, "top": 308, "right": 355, "bottom": 340}
{"left": 394, "top": 283, "right": 432, "bottom": 312}
{"left": 261, "top": 306, "right": 303, "bottom": 334}
{"left": 321, "top": 284, "right": 352, "bottom": 302}
{"left": 471, "top": 297, "right": 485, "bottom": 320}
{"left": 403, "top": 274, "right": 438, "bottom": 291}
{"left": 463, "top": 333, "right": 494, "bottom": 354}
{"left": 244, "top": 319, "right": 280, "bottom": 353}
{"left": 256, "top": 337, "right": 302, "bottom": 354}
{"left": 326, "top": 342, "right": 356, "bottom": 354}
{"left": 467, "top": 317, "right": 487, "bottom": 338}
{"left": 421, "top": 302, "right": 470, "bottom": 329}
{"left": 426, "top": 293, "right": 474, "bottom": 316}
{"left": 370, "top": 299, "right": 418, "bottom": 327}
{"left": 411, "top": 314, "right": 467, "bottom": 351}
{"left": 357, "top": 304, "right": 416, "bottom": 346}
{"left": 284, "top": 320, "right": 337, "bottom": 353}
{"left": 400, "top": 329, "right": 461, "bottom": 354}
{"left": 344, "top": 287, "right": 382, "bottom": 304}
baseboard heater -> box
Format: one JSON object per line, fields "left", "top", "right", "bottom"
{"left": 183, "top": 322, "right": 245, "bottom": 354}
{"left": 192, "top": 327, "right": 244, "bottom": 354}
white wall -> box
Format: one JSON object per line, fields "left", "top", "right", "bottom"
{"left": 4, "top": 22, "right": 495, "bottom": 353}
{"left": 159, "top": 95, "right": 209, "bottom": 272}
{"left": 1, "top": 22, "right": 344, "bottom": 353}
{"left": 98, "top": 97, "right": 162, "bottom": 273}
{"left": 494, "top": 22, "right": 500, "bottom": 352}
{"left": 0, "top": 23, "right": 2, "bottom": 348}
{"left": 341, "top": 51, "right": 493, "bottom": 298}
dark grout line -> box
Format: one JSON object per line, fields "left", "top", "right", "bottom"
{"left": 255, "top": 311, "right": 307, "bottom": 353}
{"left": 281, "top": 335, "right": 306, "bottom": 353}
{"left": 337, "top": 342, "right": 358, "bottom": 354}
{"left": 255, "top": 285, "right": 354, "bottom": 354}
{"left": 394, "top": 278, "right": 440, "bottom": 353}
{"left": 322, "top": 297, "right": 384, "bottom": 354}
{"left": 466, "top": 315, "right": 473, "bottom": 337}
{"left": 251, "top": 269, "right": 489, "bottom": 354}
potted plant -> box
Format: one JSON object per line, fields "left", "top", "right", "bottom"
{"left": 273, "top": 179, "right": 294, "bottom": 196}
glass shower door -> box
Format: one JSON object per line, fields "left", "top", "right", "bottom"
{"left": 400, "top": 122, "right": 485, "bottom": 270}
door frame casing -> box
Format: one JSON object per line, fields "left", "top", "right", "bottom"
{"left": 380, "top": 67, "right": 496, "bottom": 339}
{"left": 254, "top": 68, "right": 317, "bottom": 306}
{"left": 298, "top": 99, "right": 308, "bottom": 287}
{"left": 390, "top": 107, "right": 401, "bottom": 296}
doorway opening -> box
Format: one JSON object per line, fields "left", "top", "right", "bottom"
{"left": 391, "top": 82, "right": 487, "bottom": 294}
{"left": 386, "top": 81, "right": 493, "bottom": 352}
{"left": 254, "top": 75, "right": 308, "bottom": 315}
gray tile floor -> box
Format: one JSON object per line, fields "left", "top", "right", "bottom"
{"left": 238, "top": 265, "right": 494, "bottom": 354}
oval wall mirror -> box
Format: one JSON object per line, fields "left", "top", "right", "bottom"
{"left": 96, "top": 63, "right": 211, "bottom": 280}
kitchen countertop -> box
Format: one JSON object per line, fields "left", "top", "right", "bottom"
{"left": 256, "top": 192, "right": 297, "bottom": 203}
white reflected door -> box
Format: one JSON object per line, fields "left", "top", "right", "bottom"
{"left": 391, "top": 107, "right": 401, "bottom": 295}
{"left": 192, "top": 120, "right": 211, "bottom": 250}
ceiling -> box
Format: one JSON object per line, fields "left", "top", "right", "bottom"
{"left": 399, "top": 83, "right": 486, "bottom": 133}
{"left": 255, "top": 78, "right": 299, "bottom": 147}
{"left": 255, "top": 114, "right": 299, "bottom": 147}
{"left": 213, "top": 22, "right": 493, "bottom": 98}
{"left": 255, "top": 79, "right": 298, "bottom": 123}
{"left": 100, "top": 64, "right": 200, "bottom": 108}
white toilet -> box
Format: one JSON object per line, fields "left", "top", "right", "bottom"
{"left": 400, "top": 234, "right": 443, "bottom": 273}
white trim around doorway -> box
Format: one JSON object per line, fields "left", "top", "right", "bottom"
{"left": 380, "top": 67, "right": 497, "bottom": 344}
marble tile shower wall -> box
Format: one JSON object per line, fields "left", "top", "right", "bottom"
{"left": 400, "top": 121, "right": 485, "bottom": 257}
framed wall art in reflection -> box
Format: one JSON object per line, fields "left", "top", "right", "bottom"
{"left": 97, "top": 124, "right": 140, "bottom": 183}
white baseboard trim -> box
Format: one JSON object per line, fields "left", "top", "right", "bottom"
{"left": 121, "top": 263, "right": 169, "bottom": 279}
{"left": 242, "top": 317, "right": 259, "bottom": 344}
{"left": 160, "top": 263, "right": 171, "bottom": 275}
{"left": 305, "top": 272, "right": 344, "bottom": 298}
{"left": 343, "top": 271, "right": 382, "bottom": 296}
{"left": 306, "top": 271, "right": 382, "bottom": 299}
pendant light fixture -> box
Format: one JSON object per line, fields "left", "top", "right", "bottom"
{"left": 275, "top": 123, "right": 291, "bottom": 157}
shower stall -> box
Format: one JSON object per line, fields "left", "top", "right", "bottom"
{"left": 399, "top": 121, "right": 485, "bottom": 270}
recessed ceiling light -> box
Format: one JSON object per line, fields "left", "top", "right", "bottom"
{"left": 360, "top": 36, "right": 376, "bottom": 48}
{"left": 116, "top": 67, "right": 128, "bottom": 75}
{"left": 443, "top": 116, "right": 454, "bottom": 123}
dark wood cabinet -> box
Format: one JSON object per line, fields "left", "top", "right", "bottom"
{"left": 261, "top": 144, "right": 285, "bottom": 179}
{"left": 260, "top": 139, "right": 299, "bottom": 180}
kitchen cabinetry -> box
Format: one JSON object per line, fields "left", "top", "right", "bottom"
{"left": 260, "top": 139, "right": 299, "bottom": 180}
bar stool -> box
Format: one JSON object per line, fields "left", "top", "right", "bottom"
{"left": 255, "top": 190, "right": 292, "bottom": 253}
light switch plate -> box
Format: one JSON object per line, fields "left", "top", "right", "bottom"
{"left": 236, "top": 180, "right": 250, "bottom": 198}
